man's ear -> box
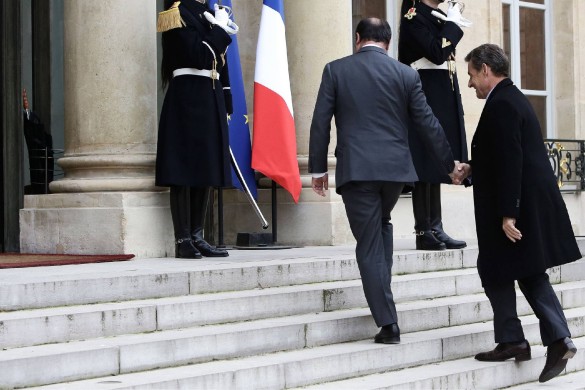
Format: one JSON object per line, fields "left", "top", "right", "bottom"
{"left": 481, "top": 63, "right": 489, "bottom": 77}
{"left": 355, "top": 32, "right": 361, "bottom": 46}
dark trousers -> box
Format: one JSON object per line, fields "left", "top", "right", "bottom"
{"left": 340, "top": 181, "right": 404, "bottom": 327}
{"left": 412, "top": 181, "right": 442, "bottom": 231}
{"left": 484, "top": 272, "right": 571, "bottom": 346}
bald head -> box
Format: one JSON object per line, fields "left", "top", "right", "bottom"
{"left": 355, "top": 18, "right": 392, "bottom": 49}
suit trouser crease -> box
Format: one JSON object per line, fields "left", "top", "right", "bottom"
{"left": 341, "top": 181, "right": 403, "bottom": 327}
{"left": 484, "top": 273, "right": 571, "bottom": 346}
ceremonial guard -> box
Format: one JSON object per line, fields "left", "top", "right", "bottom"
{"left": 156, "top": 0, "right": 238, "bottom": 258}
{"left": 398, "top": 0, "right": 470, "bottom": 250}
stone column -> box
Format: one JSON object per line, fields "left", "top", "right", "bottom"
{"left": 20, "top": 0, "right": 174, "bottom": 256}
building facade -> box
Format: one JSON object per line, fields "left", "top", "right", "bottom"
{"left": 2, "top": 0, "right": 584, "bottom": 255}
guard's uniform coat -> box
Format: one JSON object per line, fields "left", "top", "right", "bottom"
{"left": 471, "top": 79, "right": 582, "bottom": 287}
{"left": 399, "top": 2, "right": 468, "bottom": 183}
{"left": 156, "top": 1, "right": 233, "bottom": 188}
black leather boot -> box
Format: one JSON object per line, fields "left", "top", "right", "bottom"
{"left": 416, "top": 230, "right": 446, "bottom": 250}
{"left": 170, "top": 186, "right": 202, "bottom": 259}
{"left": 190, "top": 187, "right": 229, "bottom": 257}
{"left": 429, "top": 184, "right": 467, "bottom": 249}
{"left": 412, "top": 183, "right": 445, "bottom": 250}
{"left": 175, "top": 238, "right": 202, "bottom": 259}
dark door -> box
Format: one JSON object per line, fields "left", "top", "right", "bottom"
{"left": 1, "top": 0, "right": 23, "bottom": 252}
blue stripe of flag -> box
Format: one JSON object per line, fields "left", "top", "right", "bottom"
{"left": 263, "top": 0, "right": 285, "bottom": 21}
{"left": 209, "top": 0, "right": 258, "bottom": 198}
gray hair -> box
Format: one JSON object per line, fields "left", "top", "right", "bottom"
{"left": 464, "top": 44, "right": 510, "bottom": 78}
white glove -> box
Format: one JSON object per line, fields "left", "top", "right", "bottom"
{"left": 431, "top": 2, "right": 472, "bottom": 28}
{"left": 204, "top": 4, "right": 239, "bottom": 35}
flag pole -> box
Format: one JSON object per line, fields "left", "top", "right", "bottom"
{"left": 271, "top": 180, "right": 278, "bottom": 243}
{"left": 230, "top": 147, "right": 269, "bottom": 229}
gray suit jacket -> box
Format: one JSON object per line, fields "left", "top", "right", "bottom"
{"left": 308, "top": 45, "right": 455, "bottom": 193}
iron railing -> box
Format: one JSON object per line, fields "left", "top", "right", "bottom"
{"left": 544, "top": 139, "right": 585, "bottom": 192}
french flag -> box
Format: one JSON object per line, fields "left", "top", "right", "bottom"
{"left": 252, "top": 0, "right": 301, "bottom": 203}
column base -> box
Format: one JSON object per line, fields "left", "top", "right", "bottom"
{"left": 221, "top": 188, "right": 354, "bottom": 246}
{"left": 220, "top": 186, "right": 477, "bottom": 247}
{"left": 20, "top": 192, "right": 174, "bottom": 257}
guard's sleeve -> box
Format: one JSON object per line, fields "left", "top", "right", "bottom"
{"left": 169, "top": 23, "right": 232, "bottom": 71}
{"left": 403, "top": 18, "right": 463, "bottom": 64}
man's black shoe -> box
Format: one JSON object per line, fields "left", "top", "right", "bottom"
{"left": 176, "top": 239, "right": 202, "bottom": 259}
{"left": 415, "top": 231, "right": 446, "bottom": 250}
{"left": 432, "top": 229, "right": 467, "bottom": 249}
{"left": 193, "top": 239, "right": 229, "bottom": 257}
{"left": 475, "top": 340, "right": 531, "bottom": 362}
{"left": 374, "top": 323, "right": 400, "bottom": 344}
{"left": 539, "top": 337, "right": 577, "bottom": 383}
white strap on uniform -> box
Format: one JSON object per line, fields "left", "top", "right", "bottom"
{"left": 173, "top": 68, "right": 220, "bottom": 80}
{"left": 410, "top": 57, "right": 449, "bottom": 71}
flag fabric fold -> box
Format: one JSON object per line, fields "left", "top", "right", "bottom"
{"left": 252, "top": 0, "right": 301, "bottom": 203}
{"left": 209, "top": 0, "right": 257, "bottom": 198}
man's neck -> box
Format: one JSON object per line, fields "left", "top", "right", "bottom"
{"left": 357, "top": 40, "right": 388, "bottom": 51}
{"left": 421, "top": 0, "right": 441, "bottom": 9}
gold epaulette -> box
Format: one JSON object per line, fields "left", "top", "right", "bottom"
{"left": 157, "top": 1, "right": 185, "bottom": 33}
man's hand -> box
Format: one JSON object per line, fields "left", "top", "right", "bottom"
{"left": 312, "top": 173, "right": 329, "bottom": 197}
{"left": 450, "top": 162, "right": 471, "bottom": 185}
{"left": 503, "top": 217, "right": 522, "bottom": 243}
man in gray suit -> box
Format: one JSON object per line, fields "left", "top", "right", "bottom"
{"left": 309, "top": 17, "right": 461, "bottom": 343}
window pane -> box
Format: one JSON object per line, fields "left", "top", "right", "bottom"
{"left": 502, "top": 4, "right": 511, "bottom": 61}
{"left": 522, "top": 0, "right": 544, "bottom": 4}
{"left": 352, "top": 0, "right": 386, "bottom": 45}
{"left": 520, "top": 7, "right": 546, "bottom": 90}
{"left": 526, "top": 95, "right": 547, "bottom": 136}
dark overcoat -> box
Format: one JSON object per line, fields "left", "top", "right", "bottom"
{"left": 398, "top": 1, "right": 468, "bottom": 183}
{"left": 470, "top": 79, "right": 582, "bottom": 287}
{"left": 156, "top": 1, "right": 233, "bottom": 188}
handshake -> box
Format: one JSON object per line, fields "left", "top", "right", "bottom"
{"left": 431, "top": 1, "right": 472, "bottom": 28}
{"left": 449, "top": 161, "right": 471, "bottom": 185}
{"left": 204, "top": 4, "right": 239, "bottom": 35}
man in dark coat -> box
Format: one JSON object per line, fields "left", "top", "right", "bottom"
{"left": 156, "top": 0, "right": 236, "bottom": 258}
{"left": 458, "top": 44, "right": 581, "bottom": 383}
{"left": 398, "top": 0, "right": 468, "bottom": 250}
{"left": 309, "top": 18, "right": 460, "bottom": 344}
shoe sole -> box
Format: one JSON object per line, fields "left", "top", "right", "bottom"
{"left": 474, "top": 352, "right": 531, "bottom": 362}
{"left": 445, "top": 244, "right": 467, "bottom": 249}
{"left": 374, "top": 338, "right": 400, "bottom": 344}
{"left": 415, "top": 246, "right": 446, "bottom": 251}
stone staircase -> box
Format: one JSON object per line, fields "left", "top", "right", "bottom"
{"left": 0, "top": 242, "right": 584, "bottom": 389}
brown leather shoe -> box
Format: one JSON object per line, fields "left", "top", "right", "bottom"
{"left": 539, "top": 337, "right": 577, "bottom": 383}
{"left": 475, "top": 340, "right": 531, "bottom": 362}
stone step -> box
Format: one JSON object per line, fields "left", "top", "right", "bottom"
{"left": 0, "top": 245, "right": 478, "bottom": 311}
{"left": 298, "top": 338, "right": 585, "bottom": 389}
{"left": 507, "top": 363, "right": 585, "bottom": 389}
{"left": 2, "top": 267, "right": 582, "bottom": 352}
{"left": 0, "top": 267, "right": 481, "bottom": 349}
{"left": 29, "top": 309, "right": 585, "bottom": 389}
